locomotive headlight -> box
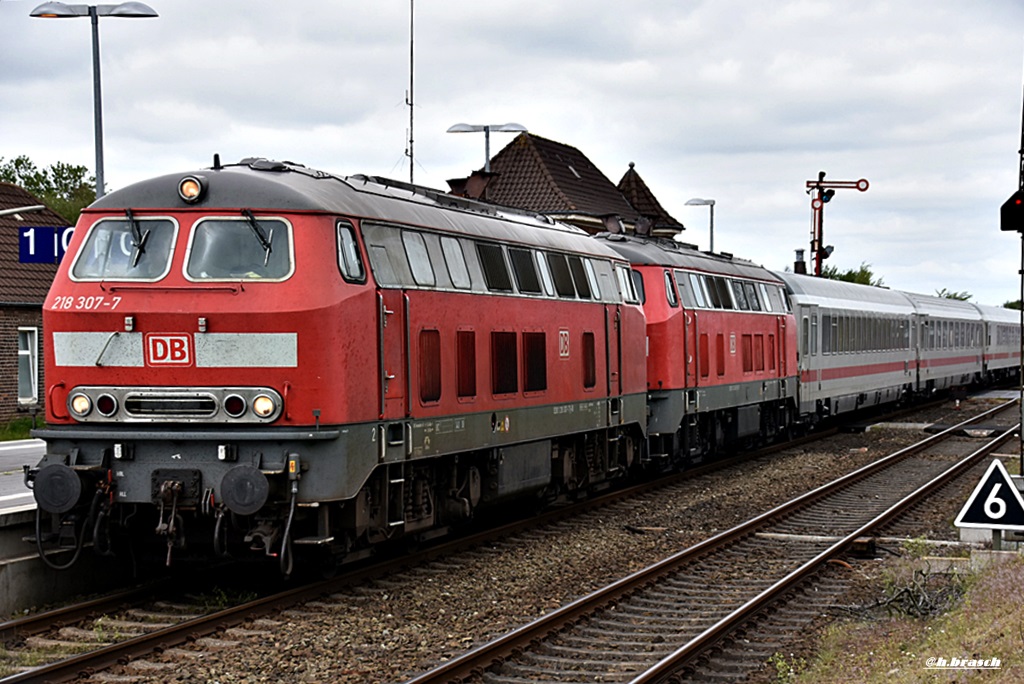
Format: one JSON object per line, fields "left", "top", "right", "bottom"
{"left": 178, "top": 175, "right": 207, "bottom": 203}
{"left": 69, "top": 393, "right": 92, "bottom": 417}
{"left": 252, "top": 394, "right": 278, "bottom": 419}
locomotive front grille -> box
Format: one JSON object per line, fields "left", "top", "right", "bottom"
{"left": 125, "top": 396, "right": 218, "bottom": 417}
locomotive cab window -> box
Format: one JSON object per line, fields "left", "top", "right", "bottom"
{"left": 186, "top": 217, "right": 292, "bottom": 280}
{"left": 336, "top": 220, "right": 365, "bottom": 283}
{"left": 664, "top": 270, "right": 678, "bottom": 307}
{"left": 72, "top": 217, "right": 177, "bottom": 281}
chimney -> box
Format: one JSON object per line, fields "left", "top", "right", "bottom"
{"left": 794, "top": 249, "right": 807, "bottom": 275}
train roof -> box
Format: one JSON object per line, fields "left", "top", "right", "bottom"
{"left": 90, "top": 158, "right": 626, "bottom": 261}
{"left": 900, "top": 291, "right": 982, "bottom": 321}
{"left": 775, "top": 271, "right": 915, "bottom": 315}
{"left": 594, "top": 233, "right": 784, "bottom": 284}
{"left": 972, "top": 302, "right": 1021, "bottom": 325}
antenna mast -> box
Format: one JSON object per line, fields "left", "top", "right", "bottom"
{"left": 406, "top": 0, "right": 415, "bottom": 184}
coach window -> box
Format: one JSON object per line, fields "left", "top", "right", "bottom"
{"left": 477, "top": 243, "right": 513, "bottom": 292}
{"left": 664, "top": 271, "right": 678, "bottom": 307}
{"left": 419, "top": 330, "right": 441, "bottom": 403}
{"left": 336, "top": 221, "right": 365, "bottom": 283}
{"left": 509, "top": 248, "right": 542, "bottom": 294}
{"left": 186, "top": 217, "right": 292, "bottom": 281}
{"left": 74, "top": 217, "right": 177, "bottom": 281}
{"left": 568, "top": 256, "right": 592, "bottom": 299}
{"left": 441, "top": 236, "right": 472, "bottom": 289}
{"left": 822, "top": 314, "right": 832, "bottom": 354}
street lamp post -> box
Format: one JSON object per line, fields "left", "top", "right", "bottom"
{"left": 30, "top": 1, "right": 158, "bottom": 199}
{"left": 685, "top": 198, "right": 715, "bottom": 253}
{"left": 446, "top": 123, "right": 527, "bottom": 172}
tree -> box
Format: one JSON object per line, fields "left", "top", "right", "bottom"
{"left": 0, "top": 155, "right": 95, "bottom": 224}
{"left": 935, "top": 288, "right": 971, "bottom": 301}
{"left": 1003, "top": 300, "right": 1022, "bottom": 310}
{"left": 820, "top": 262, "right": 884, "bottom": 287}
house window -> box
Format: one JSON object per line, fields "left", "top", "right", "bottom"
{"left": 18, "top": 327, "right": 38, "bottom": 405}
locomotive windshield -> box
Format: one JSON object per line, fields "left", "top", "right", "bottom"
{"left": 71, "top": 217, "right": 176, "bottom": 280}
{"left": 186, "top": 217, "right": 293, "bottom": 280}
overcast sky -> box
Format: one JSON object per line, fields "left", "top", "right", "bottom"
{"left": 2, "top": 1, "right": 1023, "bottom": 305}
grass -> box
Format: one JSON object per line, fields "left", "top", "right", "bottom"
{"left": 0, "top": 416, "right": 39, "bottom": 442}
{"left": 792, "top": 556, "right": 1024, "bottom": 683}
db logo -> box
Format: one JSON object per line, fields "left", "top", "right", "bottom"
{"left": 146, "top": 334, "right": 192, "bottom": 366}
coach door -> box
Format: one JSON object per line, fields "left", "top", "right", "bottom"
{"left": 378, "top": 289, "right": 409, "bottom": 420}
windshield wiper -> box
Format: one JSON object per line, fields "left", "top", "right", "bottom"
{"left": 125, "top": 208, "right": 150, "bottom": 268}
{"left": 242, "top": 209, "right": 273, "bottom": 266}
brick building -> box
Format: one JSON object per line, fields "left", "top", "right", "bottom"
{"left": 0, "top": 183, "right": 63, "bottom": 423}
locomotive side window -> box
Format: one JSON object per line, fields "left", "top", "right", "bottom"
{"left": 616, "top": 265, "right": 639, "bottom": 304}
{"left": 523, "top": 332, "right": 547, "bottom": 392}
{"left": 688, "top": 273, "right": 707, "bottom": 308}
{"left": 583, "top": 259, "right": 602, "bottom": 300}
{"left": 186, "top": 217, "right": 292, "bottom": 280}
{"left": 536, "top": 253, "right": 556, "bottom": 296}
{"left": 743, "top": 282, "right": 761, "bottom": 311}
{"left": 592, "top": 260, "right": 620, "bottom": 302}
{"left": 631, "top": 270, "right": 646, "bottom": 304}
{"left": 568, "top": 256, "right": 592, "bottom": 299}
{"left": 441, "top": 237, "right": 472, "bottom": 289}
{"left": 664, "top": 270, "right": 678, "bottom": 308}
{"left": 548, "top": 253, "right": 577, "bottom": 298}
{"left": 72, "top": 217, "right": 176, "bottom": 281}
{"left": 758, "top": 283, "right": 773, "bottom": 312}
{"left": 457, "top": 330, "right": 476, "bottom": 398}
{"left": 403, "top": 231, "right": 435, "bottom": 287}
{"left": 731, "top": 280, "right": 749, "bottom": 310}
{"left": 477, "top": 243, "right": 513, "bottom": 292}
{"left": 491, "top": 331, "right": 518, "bottom": 394}
{"left": 509, "top": 248, "right": 542, "bottom": 294}
{"left": 419, "top": 329, "right": 441, "bottom": 403}
{"left": 582, "top": 332, "right": 597, "bottom": 389}
{"left": 336, "top": 221, "right": 365, "bottom": 283}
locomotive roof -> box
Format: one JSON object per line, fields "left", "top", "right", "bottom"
{"left": 594, "top": 232, "right": 783, "bottom": 283}
{"left": 90, "top": 158, "right": 625, "bottom": 260}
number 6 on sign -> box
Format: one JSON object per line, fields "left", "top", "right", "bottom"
{"left": 984, "top": 483, "right": 1007, "bottom": 519}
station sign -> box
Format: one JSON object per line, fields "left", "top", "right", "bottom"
{"left": 954, "top": 459, "right": 1024, "bottom": 531}
{"left": 19, "top": 225, "right": 73, "bottom": 264}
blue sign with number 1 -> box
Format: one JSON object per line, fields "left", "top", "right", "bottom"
{"left": 19, "top": 226, "right": 74, "bottom": 264}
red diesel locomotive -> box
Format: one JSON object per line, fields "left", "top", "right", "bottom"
{"left": 28, "top": 157, "right": 648, "bottom": 572}
{"left": 597, "top": 232, "right": 799, "bottom": 464}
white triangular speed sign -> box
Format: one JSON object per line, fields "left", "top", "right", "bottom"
{"left": 954, "top": 459, "right": 1024, "bottom": 531}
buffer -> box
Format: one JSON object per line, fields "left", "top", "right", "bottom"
{"left": 954, "top": 459, "right": 1024, "bottom": 531}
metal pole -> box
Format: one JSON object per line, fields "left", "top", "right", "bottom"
{"left": 709, "top": 202, "right": 715, "bottom": 254}
{"left": 89, "top": 6, "right": 105, "bottom": 199}
{"left": 407, "top": 0, "right": 414, "bottom": 184}
{"left": 484, "top": 126, "right": 491, "bottom": 173}
{"left": 1018, "top": 77, "right": 1024, "bottom": 476}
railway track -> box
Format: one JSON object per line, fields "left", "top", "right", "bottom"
{"left": 0, "top": 399, "right": 988, "bottom": 683}
{"left": 403, "top": 400, "right": 1018, "bottom": 684}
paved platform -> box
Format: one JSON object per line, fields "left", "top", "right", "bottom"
{"left": 0, "top": 439, "right": 43, "bottom": 513}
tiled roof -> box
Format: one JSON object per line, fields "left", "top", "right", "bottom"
{"left": 0, "top": 183, "right": 62, "bottom": 305}
{"left": 617, "top": 162, "right": 685, "bottom": 233}
{"left": 484, "top": 133, "right": 640, "bottom": 223}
